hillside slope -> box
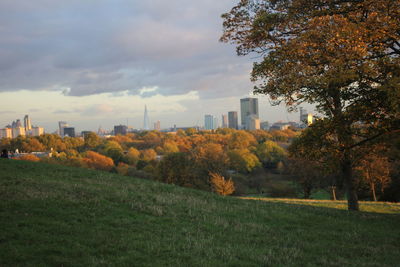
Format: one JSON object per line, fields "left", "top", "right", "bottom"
{"left": 0, "top": 159, "right": 399, "bottom": 266}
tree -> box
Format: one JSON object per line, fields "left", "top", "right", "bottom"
{"left": 84, "top": 132, "right": 102, "bottom": 149}
{"left": 255, "top": 140, "right": 287, "bottom": 168}
{"left": 193, "top": 143, "right": 228, "bottom": 174}
{"left": 82, "top": 151, "right": 114, "bottom": 171}
{"left": 209, "top": 172, "right": 235, "bottom": 196}
{"left": 157, "top": 152, "right": 195, "bottom": 186}
{"left": 228, "top": 149, "right": 260, "bottom": 173}
{"left": 126, "top": 147, "right": 140, "bottom": 166}
{"left": 140, "top": 149, "right": 157, "bottom": 162}
{"left": 221, "top": 0, "right": 400, "bottom": 210}
{"left": 355, "top": 151, "right": 391, "bottom": 201}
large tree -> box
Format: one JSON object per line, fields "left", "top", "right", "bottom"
{"left": 221, "top": 0, "right": 400, "bottom": 210}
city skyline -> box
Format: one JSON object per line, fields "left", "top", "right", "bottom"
{"left": 0, "top": 1, "right": 315, "bottom": 132}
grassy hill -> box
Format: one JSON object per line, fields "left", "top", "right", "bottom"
{"left": 0, "top": 159, "right": 399, "bottom": 266}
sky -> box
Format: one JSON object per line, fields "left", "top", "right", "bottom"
{"left": 0, "top": 0, "right": 312, "bottom": 132}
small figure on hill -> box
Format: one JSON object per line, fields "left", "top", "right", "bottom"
{"left": 1, "top": 149, "right": 9, "bottom": 159}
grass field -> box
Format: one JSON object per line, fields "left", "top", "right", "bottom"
{"left": 1, "top": 159, "right": 399, "bottom": 266}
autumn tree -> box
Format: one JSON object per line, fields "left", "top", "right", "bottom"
{"left": 82, "top": 151, "right": 114, "bottom": 171}
{"left": 355, "top": 152, "right": 391, "bottom": 201}
{"left": 210, "top": 172, "right": 235, "bottom": 196}
{"left": 84, "top": 132, "right": 102, "bottom": 149}
{"left": 157, "top": 152, "right": 195, "bottom": 187}
{"left": 255, "top": 140, "right": 287, "bottom": 168}
{"left": 221, "top": 0, "right": 400, "bottom": 210}
{"left": 228, "top": 148, "right": 260, "bottom": 173}
{"left": 126, "top": 147, "right": 140, "bottom": 166}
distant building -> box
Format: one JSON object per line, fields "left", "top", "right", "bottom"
{"left": 246, "top": 115, "right": 260, "bottom": 130}
{"left": 270, "top": 122, "right": 291, "bottom": 131}
{"left": 114, "top": 125, "right": 127, "bottom": 136}
{"left": 0, "top": 128, "right": 12, "bottom": 139}
{"left": 143, "top": 105, "right": 150, "bottom": 130}
{"left": 31, "top": 127, "right": 44, "bottom": 137}
{"left": 260, "top": 121, "right": 269, "bottom": 130}
{"left": 24, "top": 115, "right": 32, "bottom": 132}
{"left": 204, "top": 115, "right": 217, "bottom": 130}
{"left": 154, "top": 120, "right": 161, "bottom": 131}
{"left": 59, "top": 121, "right": 68, "bottom": 137}
{"left": 221, "top": 114, "right": 228, "bottom": 128}
{"left": 240, "top": 98, "right": 259, "bottom": 129}
{"left": 63, "top": 127, "right": 75, "bottom": 137}
{"left": 300, "top": 107, "right": 313, "bottom": 127}
{"left": 12, "top": 127, "right": 26, "bottom": 138}
{"left": 228, "top": 111, "right": 238, "bottom": 130}
{"left": 97, "top": 126, "right": 106, "bottom": 136}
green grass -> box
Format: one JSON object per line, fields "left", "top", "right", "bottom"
{"left": 1, "top": 159, "right": 399, "bottom": 266}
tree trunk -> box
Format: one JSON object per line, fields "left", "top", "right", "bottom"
{"left": 371, "top": 182, "right": 377, "bottom": 202}
{"left": 331, "top": 186, "right": 337, "bottom": 201}
{"left": 342, "top": 156, "right": 359, "bottom": 211}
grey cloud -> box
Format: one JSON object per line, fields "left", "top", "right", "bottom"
{"left": 0, "top": 0, "right": 252, "bottom": 99}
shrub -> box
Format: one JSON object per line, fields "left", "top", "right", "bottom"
{"left": 15, "top": 154, "right": 40, "bottom": 162}
{"left": 210, "top": 172, "right": 235, "bottom": 196}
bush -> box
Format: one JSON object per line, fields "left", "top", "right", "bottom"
{"left": 15, "top": 154, "right": 40, "bottom": 162}
{"left": 210, "top": 172, "right": 235, "bottom": 196}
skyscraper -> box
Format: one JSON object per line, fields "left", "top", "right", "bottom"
{"left": 240, "top": 98, "right": 259, "bottom": 129}
{"left": 143, "top": 105, "right": 150, "bottom": 130}
{"left": 299, "top": 107, "right": 313, "bottom": 127}
{"left": 204, "top": 115, "right": 216, "bottom": 130}
{"left": 24, "top": 115, "right": 32, "bottom": 132}
{"left": 228, "top": 111, "right": 238, "bottom": 129}
{"left": 58, "top": 121, "right": 68, "bottom": 137}
{"left": 114, "top": 125, "right": 127, "bottom": 135}
{"left": 221, "top": 114, "right": 228, "bottom": 128}
{"left": 63, "top": 127, "right": 75, "bottom": 137}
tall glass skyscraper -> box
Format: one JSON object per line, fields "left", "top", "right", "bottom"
{"left": 228, "top": 111, "right": 238, "bottom": 129}
{"left": 204, "top": 115, "right": 217, "bottom": 130}
{"left": 240, "top": 98, "right": 259, "bottom": 129}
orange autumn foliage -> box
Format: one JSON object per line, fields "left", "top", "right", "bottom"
{"left": 15, "top": 154, "right": 40, "bottom": 162}
{"left": 82, "top": 151, "right": 114, "bottom": 171}
{"left": 209, "top": 172, "right": 235, "bottom": 196}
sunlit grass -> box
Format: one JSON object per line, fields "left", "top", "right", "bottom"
{"left": 240, "top": 197, "right": 400, "bottom": 214}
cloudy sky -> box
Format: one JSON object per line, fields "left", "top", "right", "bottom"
{"left": 0, "top": 0, "right": 308, "bottom": 132}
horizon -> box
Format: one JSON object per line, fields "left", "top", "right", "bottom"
{"left": 0, "top": 1, "right": 314, "bottom": 132}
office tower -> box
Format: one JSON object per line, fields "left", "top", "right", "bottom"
{"left": 221, "top": 114, "right": 228, "bottom": 128}
{"left": 31, "top": 127, "right": 44, "bottom": 137}
{"left": 299, "top": 107, "right": 313, "bottom": 127}
{"left": 240, "top": 98, "right": 259, "bottom": 129}
{"left": 24, "top": 115, "right": 32, "bottom": 132}
{"left": 228, "top": 111, "right": 238, "bottom": 129}
{"left": 204, "top": 115, "right": 216, "bottom": 130}
{"left": 0, "top": 128, "right": 12, "bottom": 138}
{"left": 63, "top": 127, "right": 75, "bottom": 137}
{"left": 143, "top": 105, "right": 150, "bottom": 130}
{"left": 154, "top": 120, "right": 161, "bottom": 131}
{"left": 114, "top": 125, "right": 127, "bottom": 136}
{"left": 59, "top": 121, "right": 68, "bottom": 137}
{"left": 214, "top": 117, "right": 219, "bottom": 129}
{"left": 12, "top": 127, "right": 26, "bottom": 138}
{"left": 300, "top": 107, "right": 308, "bottom": 123}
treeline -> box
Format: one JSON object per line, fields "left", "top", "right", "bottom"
{"left": 1, "top": 128, "right": 399, "bottom": 201}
